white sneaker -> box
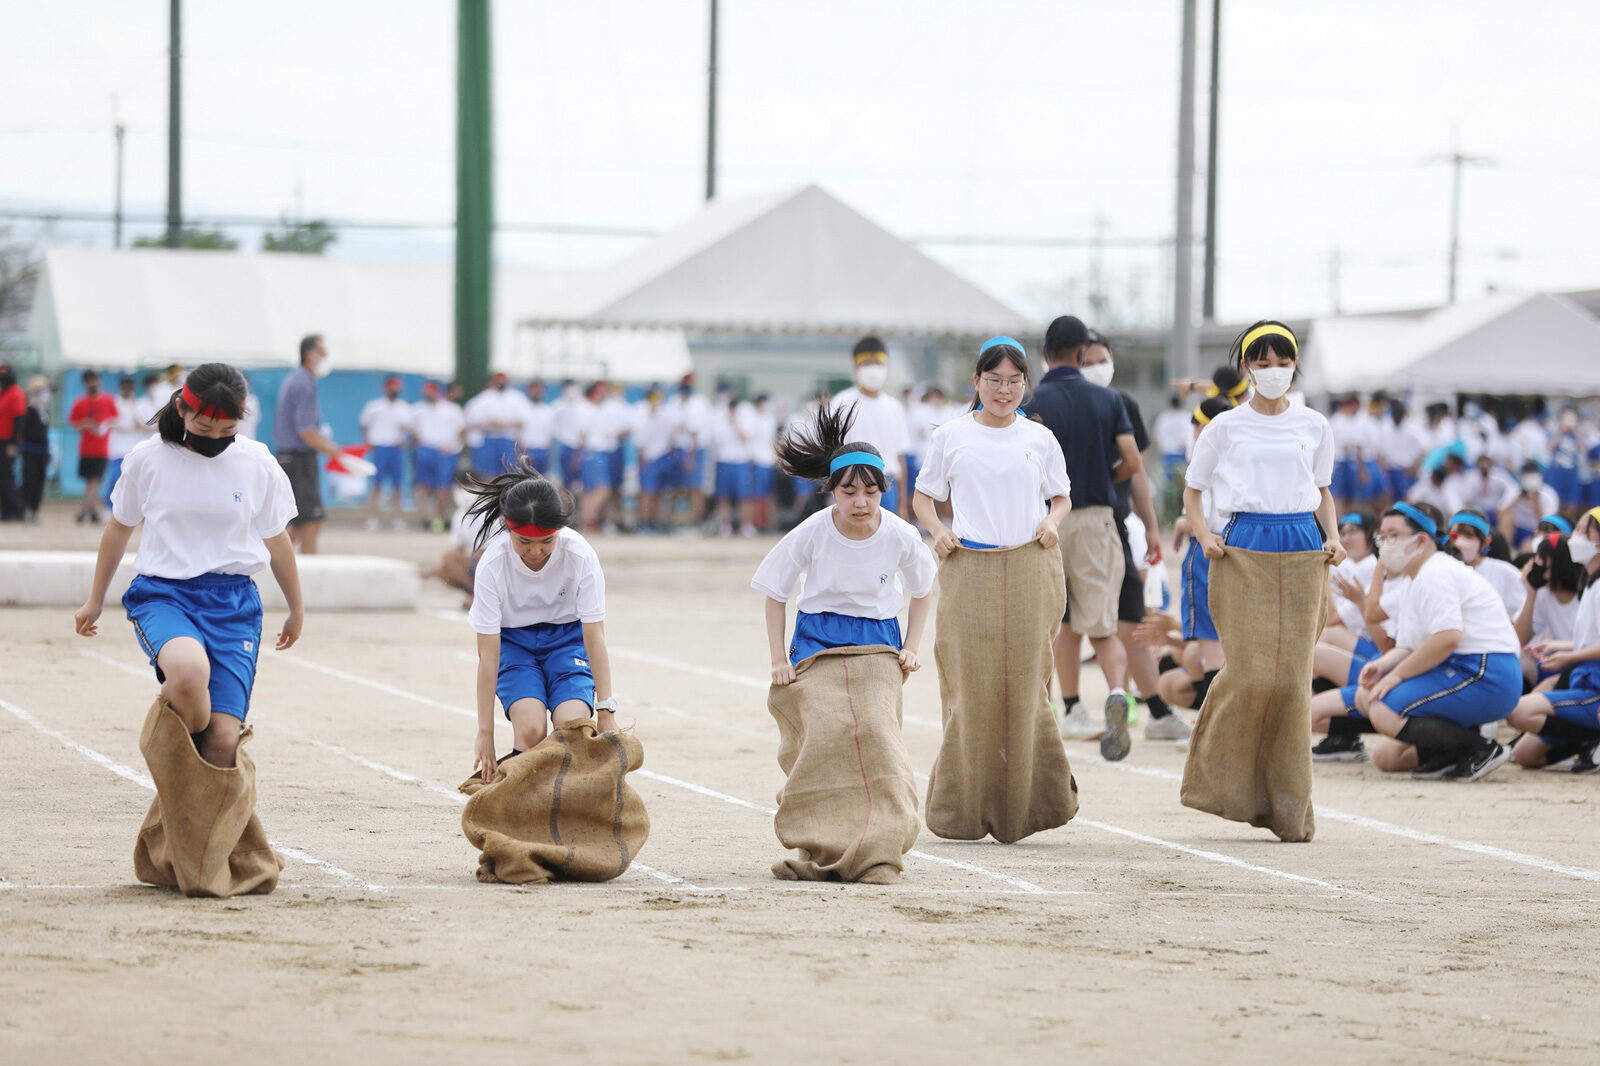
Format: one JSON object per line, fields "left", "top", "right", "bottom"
{"left": 1059, "top": 703, "right": 1103, "bottom": 741}
{"left": 1144, "top": 713, "right": 1192, "bottom": 742}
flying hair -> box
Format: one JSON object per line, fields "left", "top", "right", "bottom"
{"left": 463, "top": 456, "right": 578, "bottom": 553}
{"left": 774, "top": 402, "right": 889, "bottom": 493}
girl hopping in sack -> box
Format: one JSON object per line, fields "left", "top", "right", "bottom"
{"left": 912, "top": 337, "right": 1077, "bottom": 844}
{"left": 752, "top": 404, "right": 936, "bottom": 882}
{"left": 464, "top": 459, "right": 618, "bottom": 780}
{"left": 75, "top": 363, "right": 302, "bottom": 897}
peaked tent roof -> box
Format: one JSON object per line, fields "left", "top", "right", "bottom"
{"left": 532, "top": 184, "right": 1032, "bottom": 337}
{"left": 1302, "top": 291, "right": 1600, "bottom": 397}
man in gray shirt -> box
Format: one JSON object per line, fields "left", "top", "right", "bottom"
{"left": 275, "top": 334, "right": 341, "bottom": 553}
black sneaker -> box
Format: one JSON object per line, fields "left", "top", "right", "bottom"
{"left": 1312, "top": 734, "right": 1368, "bottom": 762}
{"left": 1448, "top": 742, "right": 1511, "bottom": 782}
{"left": 1410, "top": 752, "right": 1460, "bottom": 780}
{"left": 1572, "top": 742, "right": 1600, "bottom": 775}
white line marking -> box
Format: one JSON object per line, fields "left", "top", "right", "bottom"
{"left": 0, "top": 690, "right": 387, "bottom": 896}
{"left": 284, "top": 657, "right": 475, "bottom": 718}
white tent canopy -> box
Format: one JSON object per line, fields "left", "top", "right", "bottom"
{"left": 1303, "top": 292, "right": 1600, "bottom": 398}
{"left": 27, "top": 248, "right": 690, "bottom": 382}
{"left": 529, "top": 184, "right": 1031, "bottom": 337}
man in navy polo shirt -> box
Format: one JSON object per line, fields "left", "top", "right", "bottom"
{"left": 1028, "top": 315, "right": 1144, "bottom": 761}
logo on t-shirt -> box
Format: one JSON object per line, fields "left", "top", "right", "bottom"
{"left": 558, "top": 585, "right": 568, "bottom": 597}
{"left": 879, "top": 573, "right": 888, "bottom": 584}
{"left": 233, "top": 492, "right": 243, "bottom": 503}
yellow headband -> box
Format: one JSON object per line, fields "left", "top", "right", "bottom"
{"left": 1587, "top": 506, "right": 1600, "bottom": 529}
{"left": 1193, "top": 404, "right": 1214, "bottom": 425}
{"left": 853, "top": 350, "right": 887, "bottom": 365}
{"left": 1241, "top": 323, "right": 1298, "bottom": 358}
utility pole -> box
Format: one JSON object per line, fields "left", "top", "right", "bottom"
{"left": 1170, "top": 0, "right": 1199, "bottom": 380}
{"left": 455, "top": 0, "right": 494, "bottom": 396}
{"left": 705, "top": 0, "right": 719, "bottom": 202}
{"left": 113, "top": 117, "right": 126, "bottom": 249}
{"left": 1201, "top": 0, "right": 1221, "bottom": 321}
{"left": 1328, "top": 245, "right": 1342, "bottom": 315}
{"left": 1428, "top": 128, "right": 1492, "bottom": 304}
{"left": 165, "top": 0, "right": 182, "bottom": 248}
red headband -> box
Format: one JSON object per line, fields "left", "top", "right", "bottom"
{"left": 181, "top": 383, "right": 235, "bottom": 420}
{"left": 505, "top": 519, "right": 558, "bottom": 539}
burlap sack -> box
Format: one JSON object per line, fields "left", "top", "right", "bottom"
{"left": 925, "top": 542, "right": 1079, "bottom": 843}
{"left": 1180, "top": 546, "right": 1330, "bottom": 843}
{"left": 133, "top": 698, "right": 284, "bottom": 898}
{"left": 459, "top": 720, "right": 649, "bottom": 884}
{"left": 767, "top": 645, "right": 920, "bottom": 884}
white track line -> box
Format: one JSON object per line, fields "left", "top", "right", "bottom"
{"left": 1078, "top": 755, "right": 1600, "bottom": 886}
{"left": 1, "top": 688, "right": 387, "bottom": 896}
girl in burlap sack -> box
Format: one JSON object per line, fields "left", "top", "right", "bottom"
{"left": 1180, "top": 322, "right": 1345, "bottom": 842}
{"left": 751, "top": 405, "right": 937, "bottom": 881}
{"left": 464, "top": 459, "right": 619, "bottom": 782}
{"left": 912, "top": 338, "right": 1077, "bottom": 843}
{"left": 75, "top": 362, "right": 304, "bottom": 766}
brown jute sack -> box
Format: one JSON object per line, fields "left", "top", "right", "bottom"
{"left": 459, "top": 720, "right": 649, "bottom": 884}
{"left": 925, "top": 542, "right": 1078, "bottom": 843}
{"left": 767, "top": 645, "right": 920, "bottom": 884}
{"left": 133, "top": 698, "right": 283, "bottom": 898}
{"left": 1180, "top": 545, "right": 1330, "bottom": 843}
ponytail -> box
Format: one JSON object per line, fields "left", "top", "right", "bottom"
{"left": 775, "top": 402, "right": 889, "bottom": 493}
{"left": 152, "top": 362, "right": 248, "bottom": 444}
{"left": 464, "top": 457, "right": 577, "bottom": 553}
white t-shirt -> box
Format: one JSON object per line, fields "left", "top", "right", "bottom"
{"left": 671, "top": 393, "right": 713, "bottom": 451}
{"left": 1330, "top": 410, "right": 1364, "bottom": 461}
{"left": 551, "top": 397, "right": 591, "bottom": 449}
{"left": 915, "top": 412, "right": 1072, "bottom": 548}
{"left": 1470, "top": 557, "right": 1526, "bottom": 621}
{"left": 1531, "top": 586, "right": 1582, "bottom": 643}
{"left": 1407, "top": 476, "right": 1465, "bottom": 517}
{"left": 586, "top": 397, "right": 631, "bottom": 452}
{"left": 749, "top": 406, "right": 778, "bottom": 468}
{"left": 359, "top": 397, "right": 413, "bottom": 448}
{"left": 412, "top": 399, "right": 466, "bottom": 453}
{"left": 464, "top": 388, "right": 527, "bottom": 438}
{"left": 1497, "top": 482, "right": 1561, "bottom": 533}
{"left": 1395, "top": 554, "right": 1521, "bottom": 656}
{"left": 1153, "top": 407, "right": 1192, "bottom": 457}
{"left": 1377, "top": 420, "right": 1425, "bottom": 469}
{"left": 1376, "top": 573, "right": 1409, "bottom": 640}
{"left": 1332, "top": 553, "right": 1379, "bottom": 638}
{"left": 467, "top": 527, "right": 606, "bottom": 634}
{"left": 830, "top": 388, "right": 909, "bottom": 477}
{"left": 448, "top": 504, "right": 489, "bottom": 554}
{"left": 631, "top": 403, "right": 676, "bottom": 461}
{"left": 1448, "top": 468, "right": 1516, "bottom": 516}
{"left": 1184, "top": 403, "right": 1334, "bottom": 534}
{"left": 1570, "top": 587, "right": 1600, "bottom": 653}
{"left": 110, "top": 437, "right": 297, "bottom": 579}
{"left": 107, "top": 395, "right": 148, "bottom": 459}
{"left": 750, "top": 508, "right": 936, "bottom": 619}
{"left": 710, "top": 403, "right": 758, "bottom": 464}
{"left": 519, "top": 399, "right": 554, "bottom": 450}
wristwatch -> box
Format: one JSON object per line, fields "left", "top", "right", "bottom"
{"left": 594, "top": 697, "right": 618, "bottom": 713}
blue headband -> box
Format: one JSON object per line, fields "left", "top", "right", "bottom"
{"left": 1543, "top": 514, "right": 1573, "bottom": 535}
{"left": 1391, "top": 502, "right": 1440, "bottom": 542}
{"left": 980, "top": 336, "right": 1026, "bottom": 357}
{"left": 829, "top": 450, "right": 886, "bottom": 475}
{"left": 1338, "top": 513, "right": 1367, "bottom": 530}
{"left": 1447, "top": 511, "right": 1491, "bottom": 537}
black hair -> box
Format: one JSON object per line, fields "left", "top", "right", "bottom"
{"left": 463, "top": 457, "right": 578, "bottom": 553}
{"left": 153, "top": 362, "right": 248, "bottom": 443}
{"left": 1535, "top": 535, "right": 1589, "bottom": 596}
{"left": 0, "top": 364, "right": 13, "bottom": 390}
{"left": 141, "top": 372, "right": 159, "bottom": 388}
{"left": 1229, "top": 319, "right": 1299, "bottom": 369}
{"left": 852, "top": 336, "right": 886, "bottom": 358}
{"left": 82, "top": 369, "right": 101, "bottom": 384}
{"left": 299, "top": 334, "right": 323, "bottom": 364}
{"left": 1337, "top": 510, "right": 1378, "bottom": 554}
{"left": 1192, "top": 395, "right": 1234, "bottom": 425}
{"left": 1042, "top": 315, "right": 1091, "bottom": 363}
{"left": 1210, "top": 365, "right": 1244, "bottom": 401}
{"left": 1384, "top": 501, "right": 1459, "bottom": 559}
{"left": 967, "top": 341, "right": 1031, "bottom": 412}
{"left": 775, "top": 402, "right": 889, "bottom": 494}
{"left": 1447, "top": 507, "right": 1513, "bottom": 562}
{"left": 118, "top": 376, "right": 135, "bottom": 389}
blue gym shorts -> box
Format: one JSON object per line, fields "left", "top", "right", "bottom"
{"left": 124, "top": 573, "right": 263, "bottom": 722}
{"left": 496, "top": 620, "right": 595, "bottom": 716}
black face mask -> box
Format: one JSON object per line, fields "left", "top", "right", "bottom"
{"left": 1527, "top": 564, "right": 1548, "bottom": 590}
{"left": 186, "top": 432, "right": 235, "bottom": 458}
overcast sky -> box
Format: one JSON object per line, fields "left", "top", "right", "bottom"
{"left": 5, "top": 1, "right": 1600, "bottom": 327}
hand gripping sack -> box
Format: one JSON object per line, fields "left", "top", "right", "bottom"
{"left": 925, "top": 542, "right": 1079, "bottom": 843}
{"left": 767, "top": 645, "right": 920, "bottom": 883}
{"left": 1180, "top": 546, "right": 1329, "bottom": 843}
{"left": 133, "top": 698, "right": 284, "bottom": 898}
{"left": 459, "top": 720, "right": 650, "bottom": 884}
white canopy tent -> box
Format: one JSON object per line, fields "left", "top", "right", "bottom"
{"left": 1302, "top": 292, "right": 1600, "bottom": 399}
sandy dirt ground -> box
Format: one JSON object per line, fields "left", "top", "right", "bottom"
{"left": 3, "top": 503, "right": 1598, "bottom": 1064}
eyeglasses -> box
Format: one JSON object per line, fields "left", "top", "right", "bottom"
{"left": 980, "top": 375, "right": 1025, "bottom": 392}
{"left": 1373, "top": 533, "right": 1418, "bottom": 548}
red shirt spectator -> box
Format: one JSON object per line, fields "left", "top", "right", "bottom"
{"left": 70, "top": 390, "right": 119, "bottom": 460}
{"left": 0, "top": 380, "right": 25, "bottom": 441}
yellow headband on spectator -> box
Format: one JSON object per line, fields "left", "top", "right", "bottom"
{"left": 1588, "top": 505, "right": 1600, "bottom": 528}
{"left": 1193, "top": 404, "right": 1215, "bottom": 425}
{"left": 853, "top": 350, "right": 887, "bottom": 364}
{"left": 1241, "top": 323, "right": 1298, "bottom": 357}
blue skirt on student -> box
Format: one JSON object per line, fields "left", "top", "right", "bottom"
{"left": 496, "top": 620, "right": 595, "bottom": 716}
{"left": 789, "top": 611, "right": 901, "bottom": 666}
{"left": 1383, "top": 651, "right": 1521, "bottom": 727}
{"left": 124, "top": 573, "right": 263, "bottom": 722}
{"left": 1539, "top": 661, "right": 1600, "bottom": 739}
{"left": 1181, "top": 537, "right": 1217, "bottom": 642}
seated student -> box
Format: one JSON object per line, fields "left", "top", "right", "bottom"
{"left": 1446, "top": 509, "right": 1525, "bottom": 622}
{"left": 1498, "top": 461, "right": 1561, "bottom": 553}
{"left": 1509, "top": 546, "right": 1600, "bottom": 772}
{"left": 1314, "top": 512, "right": 1379, "bottom": 679}
{"left": 1515, "top": 535, "right": 1587, "bottom": 685}
{"left": 1349, "top": 503, "right": 1521, "bottom": 781}
{"left": 422, "top": 474, "right": 490, "bottom": 607}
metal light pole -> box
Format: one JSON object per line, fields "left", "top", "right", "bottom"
{"left": 705, "top": 0, "right": 719, "bottom": 202}
{"left": 113, "top": 120, "right": 126, "bottom": 249}
{"left": 1201, "top": 0, "right": 1221, "bottom": 321}
{"left": 1171, "top": 0, "right": 1199, "bottom": 380}
{"left": 164, "top": 0, "right": 182, "bottom": 248}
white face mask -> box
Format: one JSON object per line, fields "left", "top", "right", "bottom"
{"left": 855, "top": 363, "right": 888, "bottom": 391}
{"left": 1453, "top": 534, "right": 1484, "bottom": 560}
{"left": 1570, "top": 538, "right": 1599, "bottom": 567}
{"left": 1080, "top": 362, "right": 1115, "bottom": 388}
{"left": 1521, "top": 472, "right": 1543, "bottom": 493}
{"left": 1249, "top": 366, "right": 1295, "bottom": 400}
{"left": 1378, "top": 535, "right": 1421, "bottom": 575}
{"left": 313, "top": 357, "right": 332, "bottom": 379}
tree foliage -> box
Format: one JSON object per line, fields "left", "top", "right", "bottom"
{"left": 261, "top": 219, "right": 337, "bottom": 255}
{"left": 131, "top": 227, "right": 240, "bottom": 251}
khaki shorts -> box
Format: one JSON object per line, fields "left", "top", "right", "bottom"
{"left": 1059, "top": 505, "right": 1125, "bottom": 638}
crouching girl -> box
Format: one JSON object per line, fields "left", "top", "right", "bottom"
{"left": 751, "top": 405, "right": 936, "bottom": 882}
{"left": 1509, "top": 532, "right": 1600, "bottom": 771}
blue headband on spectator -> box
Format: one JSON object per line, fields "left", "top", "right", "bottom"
{"left": 1338, "top": 513, "right": 1367, "bottom": 529}
{"left": 1391, "top": 502, "right": 1440, "bottom": 541}
{"left": 980, "top": 336, "right": 1025, "bottom": 357}
{"left": 829, "top": 450, "right": 885, "bottom": 475}
{"left": 1542, "top": 513, "right": 1573, "bottom": 535}
{"left": 1447, "top": 511, "right": 1491, "bottom": 537}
